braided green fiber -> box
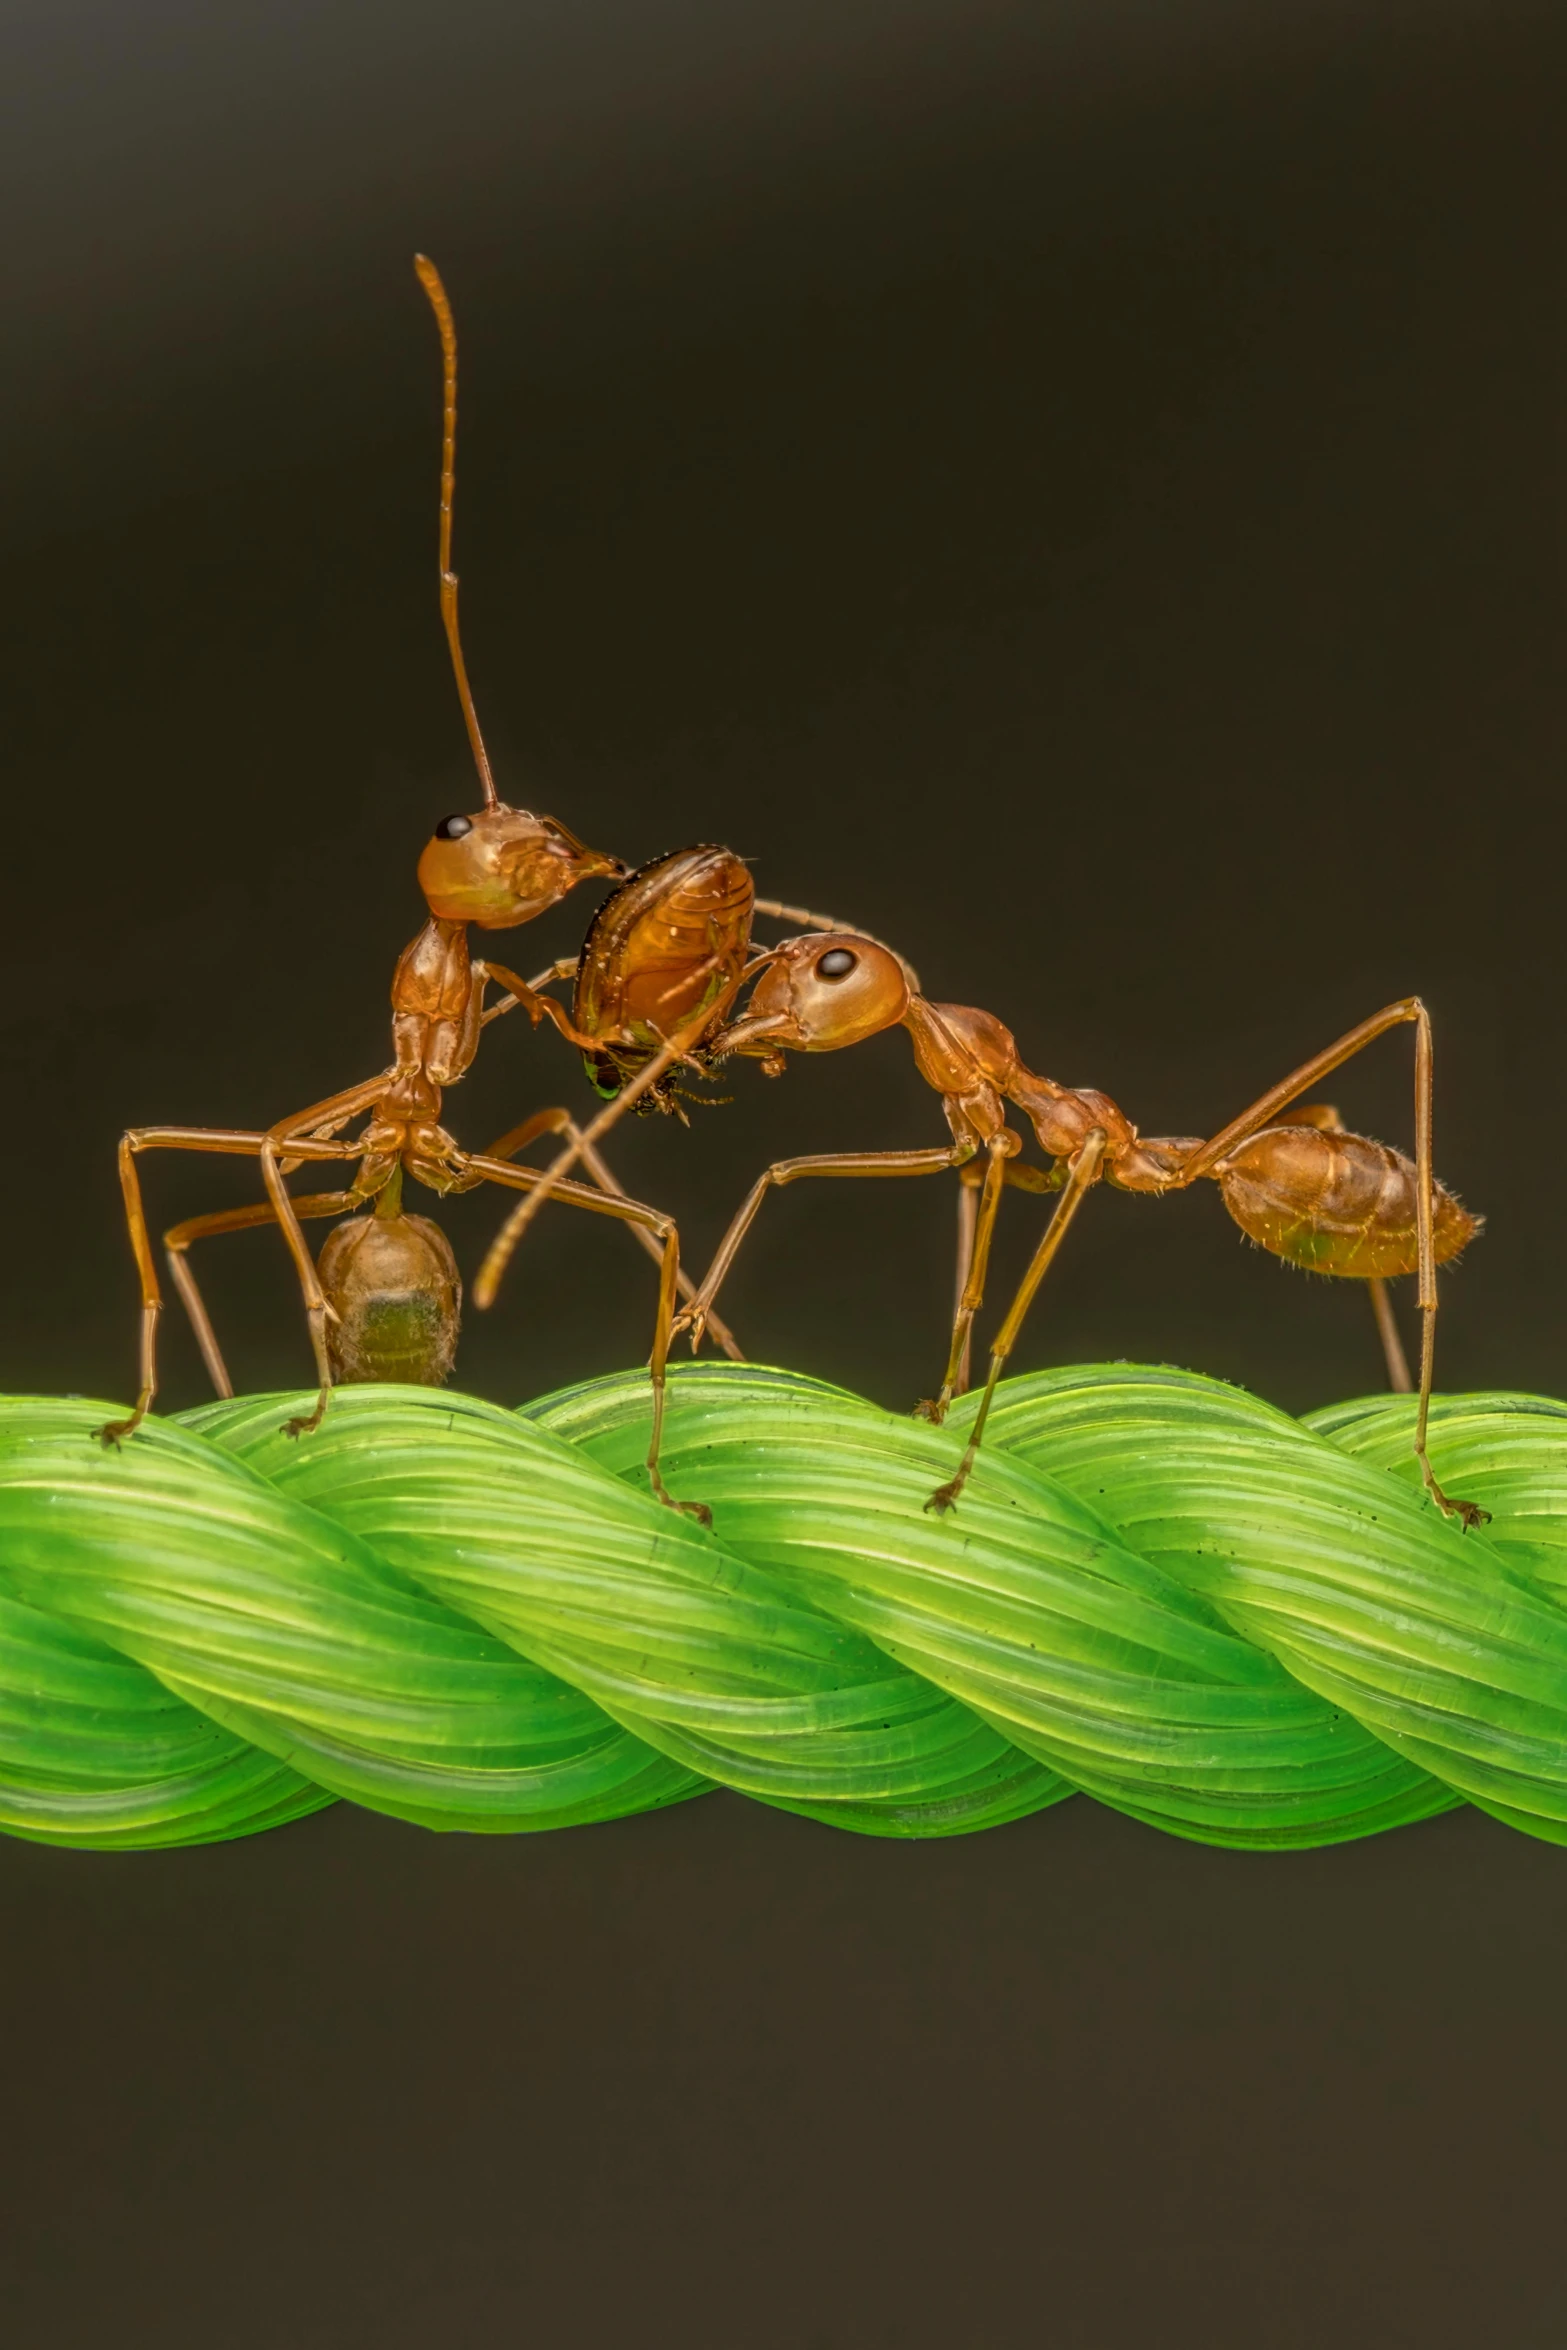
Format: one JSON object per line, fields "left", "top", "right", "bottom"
{"left": 1, "top": 1363, "right": 1565, "bottom": 1852}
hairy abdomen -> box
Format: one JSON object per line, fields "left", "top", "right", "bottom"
{"left": 1217, "top": 1124, "right": 1480, "bottom": 1278}
{"left": 318, "top": 1212, "right": 461, "bottom": 1384}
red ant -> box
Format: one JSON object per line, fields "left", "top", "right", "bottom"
{"left": 99, "top": 257, "right": 733, "bottom": 1516}
{"left": 498, "top": 927, "right": 1484, "bottom": 1525}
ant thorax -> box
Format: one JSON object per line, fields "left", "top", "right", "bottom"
{"left": 391, "top": 918, "right": 486, "bottom": 1092}
{"left": 393, "top": 918, "right": 475, "bottom": 1024}
{"left": 903, "top": 999, "right": 1018, "bottom": 1096}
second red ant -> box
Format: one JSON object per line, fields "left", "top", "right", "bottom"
{"left": 495, "top": 928, "right": 1484, "bottom": 1524}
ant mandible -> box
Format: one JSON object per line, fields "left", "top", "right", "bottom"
{"left": 99, "top": 257, "right": 717, "bottom": 1515}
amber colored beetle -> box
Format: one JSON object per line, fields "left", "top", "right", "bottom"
{"left": 572, "top": 846, "right": 757, "bottom": 1110}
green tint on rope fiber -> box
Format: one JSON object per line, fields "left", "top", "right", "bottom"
{"left": 2, "top": 1363, "right": 1566, "bottom": 1851}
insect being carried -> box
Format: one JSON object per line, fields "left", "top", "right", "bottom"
{"left": 100, "top": 256, "right": 719, "bottom": 1514}
{"left": 499, "top": 925, "right": 1485, "bottom": 1525}
{"left": 470, "top": 843, "right": 901, "bottom": 1308}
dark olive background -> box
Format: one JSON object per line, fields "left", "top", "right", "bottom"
{"left": 3, "top": 3, "right": 1565, "bottom": 2343}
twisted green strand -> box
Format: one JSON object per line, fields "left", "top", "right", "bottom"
{"left": 1, "top": 1362, "right": 1565, "bottom": 1851}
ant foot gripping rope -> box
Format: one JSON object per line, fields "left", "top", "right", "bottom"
{"left": 2, "top": 1363, "right": 1566, "bottom": 1851}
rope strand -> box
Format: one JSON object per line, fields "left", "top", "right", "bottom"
{"left": 2, "top": 1363, "right": 1564, "bottom": 1850}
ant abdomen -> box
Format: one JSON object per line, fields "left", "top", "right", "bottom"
{"left": 317, "top": 1211, "right": 461, "bottom": 1385}
{"left": 1216, "top": 1123, "right": 1480, "bottom": 1279}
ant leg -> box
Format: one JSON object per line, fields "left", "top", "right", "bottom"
{"left": 482, "top": 962, "right": 573, "bottom": 1018}
{"left": 1170, "top": 1001, "right": 1484, "bottom": 1526}
{"left": 944, "top": 1152, "right": 1058, "bottom": 1392}
{"left": 482, "top": 1110, "right": 745, "bottom": 1363}
{"left": 1368, "top": 1280, "right": 1414, "bottom": 1393}
{"left": 1273, "top": 1102, "right": 1414, "bottom": 1393}
{"left": 643, "top": 1211, "right": 691, "bottom": 1521}
{"left": 268, "top": 1074, "right": 392, "bottom": 1164}
{"left": 927, "top": 1131, "right": 1108, "bottom": 1515}
{"left": 1404, "top": 1014, "right": 1485, "bottom": 1524}
{"left": 478, "top": 935, "right": 768, "bottom": 1295}
{"left": 461, "top": 1152, "right": 710, "bottom": 1524}
{"left": 478, "top": 957, "right": 579, "bottom": 1033}
{"left": 164, "top": 1194, "right": 355, "bottom": 1397}
{"left": 918, "top": 1135, "right": 1016, "bottom": 1423}
{"left": 100, "top": 1127, "right": 264, "bottom": 1442}
{"left": 675, "top": 1144, "right": 971, "bottom": 1356}
{"left": 483, "top": 1107, "right": 578, "bottom": 1161}
{"left": 473, "top": 1006, "right": 722, "bottom": 1309}
{"left": 952, "top": 1165, "right": 981, "bottom": 1396}
{"left": 259, "top": 1144, "right": 341, "bottom": 1439}
{"left": 482, "top": 963, "right": 602, "bottom": 1052}
{"left": 98, "top": 1128, "right": 356, "bottom": 1442}
{"left": 259, "top": 1091, "right": 403, "bottom": 1438}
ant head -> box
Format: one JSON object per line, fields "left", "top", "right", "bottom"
{"left": 410, "top": 258, "right": 625, "bottom": 928}
{"left": 716, "top": 933, "right": 911, "bottom": 1058}
{"left": 418, "top": 804, "right": 623, "bottom": 929}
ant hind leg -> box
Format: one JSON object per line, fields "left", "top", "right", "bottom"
{"left": 165, "top": 1192, "right": 356, "bottom": 1398}
{"left": 1168, "top": 1006, "right": 1486, "bottom": 1527}
{"left": 1270, "top": 1102, "right": 1414, "bottom": 1394}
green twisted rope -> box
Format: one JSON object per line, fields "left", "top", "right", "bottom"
{"left": 2, "top": 1362, "right": 1566, "bottom": 1852}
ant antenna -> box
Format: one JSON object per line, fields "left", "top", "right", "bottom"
{"left": 414, "top": 254, "right": 499, "bottom": 809}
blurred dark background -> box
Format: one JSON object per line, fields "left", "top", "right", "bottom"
{"left": 2, "top": 1, "right": 1565, "bottom": 2343}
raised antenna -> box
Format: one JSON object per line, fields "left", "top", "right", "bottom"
{"left": 414, "top": 254, "right": 499, "bottom": 809}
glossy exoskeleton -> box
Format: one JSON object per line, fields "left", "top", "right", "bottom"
{"left": 471, "top": 845, "right": 885, "bottom": 1299}
{"left": 486, "top": 912, "right": 1486, "bottom": 1527}
{"left": 573, "top": 846, "right": 756, "bottom": 1112}
{"left": 101, "top": 257, "right": 717, "bottom": 1519}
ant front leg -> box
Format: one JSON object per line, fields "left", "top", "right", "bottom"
{"left": 98, "top": 1127, "right": 360, "bottom": 1442}
{"left": 674, "top": 1141, "right": 974, "bottom": 1358}
{"left": 478, "top": 957, "right": 580, "bottom": 1033}
{"left": 1280, "top": 1103, "right": 1413, "bottom": 1393}
{"left": 100, "top": 1126, "right": 263, "bottom": 1442}
{"left": 482, "top": 962, "right": 603, "bottom": 1053}
{"left": 951, "top": 1164, "right": 981, "bottom": 1396}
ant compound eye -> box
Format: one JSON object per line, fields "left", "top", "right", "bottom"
{"left": 433, "top": 813, "right": 473, "bottom": 842}
{"left": 816, "top": 948, "right": 858, "bottom": 981}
